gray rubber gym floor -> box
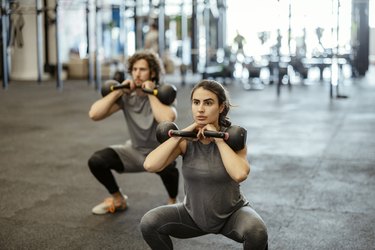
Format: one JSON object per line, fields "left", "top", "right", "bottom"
{"left": 1, "top": 68, "right": 375, "bottom": 250}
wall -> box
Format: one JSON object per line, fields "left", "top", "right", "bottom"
{"left": 370, "top": 28, "right": 375, "bottom": 64}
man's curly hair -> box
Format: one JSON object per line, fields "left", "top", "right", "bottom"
{"left": 127, "top": 50, "right": 165, "bottom": 85}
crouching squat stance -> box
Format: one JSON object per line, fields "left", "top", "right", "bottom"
{"left": 88, "top": 50, "right": 179, "bottom": 215}
{"left": 141, "top": 79, "right": 268, "bottom": 249}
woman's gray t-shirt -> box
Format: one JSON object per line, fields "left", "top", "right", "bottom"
{"left": 182, "top": 140, "right": 248, "bottom": 233}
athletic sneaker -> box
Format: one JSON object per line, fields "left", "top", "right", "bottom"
{"left": 167, "top": 198, "right": 178, "bottom": 205}
{"left": 92, "top": 195, "right": 128, "bottom": 215}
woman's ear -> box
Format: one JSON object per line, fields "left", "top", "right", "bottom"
{"left": 219, "top": 104, "right": 225, "bottom": 113}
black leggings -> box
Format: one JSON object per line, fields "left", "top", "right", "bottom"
{"left": 88, "top": 148, "right": 179, "bottom": 198}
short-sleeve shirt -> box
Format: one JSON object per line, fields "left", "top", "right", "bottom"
{"left": 118, "top": 93, "right": 159, "bottom": 155}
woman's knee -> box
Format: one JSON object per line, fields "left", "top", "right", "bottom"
{"left": 140, "top": 209, "right": 159, "bottom": 235}
{"left": 141, "top": 205, "right": 176, "bottom": 233}
{"left": 229, "top": 207, "right": 268, "bottom": 249}
{"left": 244, "top": 219, "right": 268, "bottom": 249}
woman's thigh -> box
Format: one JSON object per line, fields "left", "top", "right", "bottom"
{"left": 141, "top": 203, "right": 207, "bottom": 239}
{"left": 220, "top": 205, "right": 268, "bottom": 247}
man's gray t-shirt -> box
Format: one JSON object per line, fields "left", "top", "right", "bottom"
{"left": 182, "top": 140, "right": 248, "bottom": 233}
{"left": 110, "top": 93, "right": 159, "bottom": 171}
{"left": 121, "top": 93, "right": 159, "bottom": 154}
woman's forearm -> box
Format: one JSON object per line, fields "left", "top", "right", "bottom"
{"left": 144, "top": 137, "right": 182, "bottom": 172}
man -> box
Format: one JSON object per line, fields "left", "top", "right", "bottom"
{"left": 233, "top": 30, "right": 246, "bottom": 56}
{"left": 88, "top": 50, "right": 179, "bottom": 215}
{"left": 144, "top": 22, "right": 159, "bottom": 53}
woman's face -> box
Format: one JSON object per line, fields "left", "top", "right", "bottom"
{"left": 191, "top": 87, "right": 223, "bottom": 127}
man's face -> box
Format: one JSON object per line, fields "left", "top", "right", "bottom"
{"left": 131, "top": 59, "right": 154, "bottom": 85}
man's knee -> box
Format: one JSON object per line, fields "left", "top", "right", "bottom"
{"left": 88, "top": 151, "right": 104, "bottom": 172}
{"left": 157, "top": 161, "right": 178, "bottom": 177}
{"left": 88, "top": 148, "right": 123, "bottom": 173}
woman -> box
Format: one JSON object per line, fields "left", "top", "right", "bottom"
{"left": 141, "top": 79, "right": 268, "bottom": 249}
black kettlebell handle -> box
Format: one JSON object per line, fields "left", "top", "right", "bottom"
{"left": 101, "top": 80, "right": 177, "bottom": 105}
{"left": 156, "top": 122, "right": 246, "bottom": 151}
{"left": 168, "top": 130, "right": 228, "bottom": 140}
{"left": 168, "top": 130, "right": 197, "bottom": 138}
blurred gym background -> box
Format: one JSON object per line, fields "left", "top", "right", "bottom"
{"left": 1, "top": 1, "right": 375, "bottom": 249}
{"left": 1, "top": 0, "right": 374, "bottom": 91}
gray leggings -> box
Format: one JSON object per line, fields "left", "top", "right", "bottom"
{"left": 140, "top": 203, "right": 268, "bottom": 250}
